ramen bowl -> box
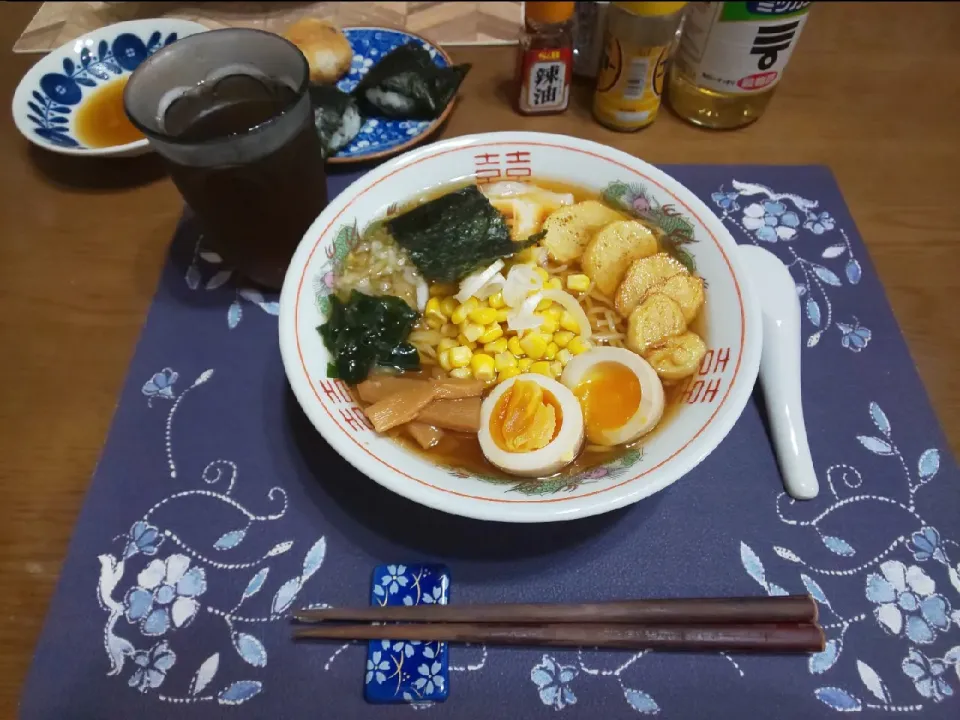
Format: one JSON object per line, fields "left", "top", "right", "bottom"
{"left": 279, "top": 132, "right": 761, "bottom": 522}
{"left": 12, "top": 19, "right": 207, "bottom": 157}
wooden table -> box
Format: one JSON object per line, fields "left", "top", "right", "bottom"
{"left": 1, "top": 2, "right": 958, "bottom": 714}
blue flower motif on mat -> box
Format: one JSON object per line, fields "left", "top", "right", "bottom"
{"left": 741, "top": 200, "right": 800, "bottom": 242}
{"left": 183, "top": 243, "right": 280, "bottom": 329}
{"left": 141, "top": 367, "right": 177, "bottom": 404}
{"left": 738, "top": 400, "right": 960, "bottom": 714}
{"left": 98, "top": 366, "right": 329, "bottom": 706}
{"left": 129, "top": 641, "right": 176, "bottom": 692}
{"left": 902, "top": 649, "right": 955, "bottom": 702}
{"left": 865, "top": 561, "right": 951, "bottom": 644}
{"left": 837, "top": 318, "right": 872, "bottom": 352}
{"left": 531, "top": 655, "right": 578, "bottom": 710}
{"left": 712, "top": 179, "right": 869, "bottom": 351}
{"left": 123, "top": 520, "right": 164, "bottom": 559}
{"left": 804, "top": 210, "right": 836, "bottom": 235}
{"left": 123, "top": 554, "right": 207, "bottom": 636}
{"left": 909, "top": 527, "right": 949, "bottom": 563}
{"left": 26, "top": 30, "right": 178, "bottom": 148}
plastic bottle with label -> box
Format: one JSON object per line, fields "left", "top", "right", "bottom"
{"left": 592, "top": 2, "right": 688, "bottom": 132}
{"left": 668, "top": 2, "right": 812, "bottom": 129}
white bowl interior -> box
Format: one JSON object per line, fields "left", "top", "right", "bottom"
{"left": 280, "top": 133, "right": 760, "bottom": 522}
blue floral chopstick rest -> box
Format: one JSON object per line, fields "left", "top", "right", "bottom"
{"left": 365, "top": 564, "right": 450, "bottom": 704}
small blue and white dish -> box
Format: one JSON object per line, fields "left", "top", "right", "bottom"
{"left": 330, "top": 28, "right": 456, "bottom": 165}
{"left": 11, "top": 19, "right": 208, "bottom": 157}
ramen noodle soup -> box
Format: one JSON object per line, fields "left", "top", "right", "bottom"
{"left": 318, "top": 179, "right": 707, "bottom": 483}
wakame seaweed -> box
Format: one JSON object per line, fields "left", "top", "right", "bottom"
{"left": 353, "top": 43, "right": 471, "bottom": 120}
{"left": 386, "top": 185, "right": 540, "bottom": 283}
{"left": 319, "top": 291, "right": 420, "bottom": 384}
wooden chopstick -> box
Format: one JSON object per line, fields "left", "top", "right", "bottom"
{"left": 294, "top": 595, "right": 817, "bottom": 626}
{"left": 293, "top": 621, "right": 825, "bottom": 653}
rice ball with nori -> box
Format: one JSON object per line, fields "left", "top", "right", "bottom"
{"left": 309, "top": 84, "right": 362, "bottom": 158}
{"left": 353, "top": 43, "right": 470, "bottom": 120}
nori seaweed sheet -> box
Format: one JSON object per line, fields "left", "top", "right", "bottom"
{"left": 386, "top": 185, "right": 537, "bottom": 283}
{"left": 353, "top": 43, "right": 471, "bottom": 120}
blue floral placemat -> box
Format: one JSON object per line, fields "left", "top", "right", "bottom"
{"left": 20, "top": 166, "right": 959, "bottom": 719}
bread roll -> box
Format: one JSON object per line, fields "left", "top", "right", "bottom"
{"left": 284, "top": 18, "right": 353, "bottom": 84}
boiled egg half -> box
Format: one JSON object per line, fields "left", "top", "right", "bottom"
{"left": 560, "top": 347, "right": 665, "bottom": 446}
{"left": 478, "top": 374, "right": 585, "bottom": 477}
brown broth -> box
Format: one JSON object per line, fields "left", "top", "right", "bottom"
{"left": 75, "top": 76, "right": 143, "bottom": 147}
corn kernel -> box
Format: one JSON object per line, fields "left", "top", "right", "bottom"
{"left": 540, "top": 316, "right": 559, "bottom": 334}
{"left": 518, "top": 357, "right": 534, "bottom": 372}
{"left": 536, "top": 298, "right": 553, "bottom": 312}
{"left": 440, "top": 297, "right": 458, "bottom": 317}
{"left": 469, "top": 307, "right": 497, "bottom": 325}
{"left": 450, "top": 367, "right": 472, "bottom": 379}
{"left": 438, "top": 338, "right": 457, "bottom": 352}
{"left": 425, "top": 316, "right": 444, "bottom": 330}
{"left": 498, "top": 367, "right": 521, "bottom": 383}
{"left": 566, "top": 274, "right": 591, "bottom": 292}
{"left": 470, "top": 353, "right": 496, "bottom": 381}
{"left": 449, "top": 346, "right": 473, "bottom": 368}
{"left": 545, "top": 306, "right": 563, "bottom": 322}
{"left": 520, "top": 333, "right": 548, "bottom": 360}
{"left": 441, "top": 323, "right": 459, "bottom": 338}
{"left": 488, "top": 291, "right": 505, "bottom": 309}
{"left": 545, "top": 342, "right": 559, "bottom": 360}
{"left": 550, "top": 361, "right": 563, "bottom": 377}
{"left": 478, "top": 323, "right": 504, "bottom": 344}
{"left": 530, "top": 361, "right": 552, "bottom": 377}
{"left": 495, "top": 309, "right": 510, "bottom": 324}
{"left": 425, "top": 297, "right": 445, "bottom": 321}
{"left": 450, "top": 304, "right": 469, "bottom": 325}
{"left": 466, "top": 297, "right": 480, "bottom": 311}
{"left": 534, "top": 267, "right": 549, "bottom": 281}
{"left": 560, "top": 311, "right": 581, "bottom": 334}
{"left": 557, "top": 348, "right": 573, "bottom": 366}
{"left": 554, "top": 331, "right": 574, "bottom": 348}
{"left": 494, "top": 352, "right": 518, "bottom": 371}
{"left": 462, "top": 323, "right": 485, "bottom": 342}
{"left": 545, "top": 278, "right": 563, "bottom": 291}
{"left": 457, "top": 334, "right": 477, "bottom": 350}
{"left": 438, "top": 349, "right": 453, "bottom": 371}
{"left": 484, "top": 337, "right": 509, "bottom": 354}
{"left": 568, "top": 337, "right": 590, "bottom": 355}
{"left": 508, "top": 336, "right": 525, "bottom": 357}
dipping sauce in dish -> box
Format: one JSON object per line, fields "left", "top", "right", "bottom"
{"left": 75, "top": 76, "right": 143, "bottom": 148}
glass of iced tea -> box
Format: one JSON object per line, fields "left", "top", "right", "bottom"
{"left": 124, "top": 29, "right": 328, "bottom": 290}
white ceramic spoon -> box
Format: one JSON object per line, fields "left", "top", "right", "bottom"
{"left": 738, "top": 245, "right": 819, "bottom": 500}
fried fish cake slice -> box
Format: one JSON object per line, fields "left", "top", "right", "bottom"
{"left": 614, "top": 252, "right": 688, "bottom": 317}
{"left": 541, "top": 201, "right": 625, "bottom": 263}
{"left": 657, "top": 273, "right": 705, "bottom": 324}
{"left": 582, "top": 220, "right": 659, "bottom": 296}
{"left": 626, "top": 293, "right": 687, "bottom": 355}
{"left": 643, "top": 332, "right": 707, "bottom": 381}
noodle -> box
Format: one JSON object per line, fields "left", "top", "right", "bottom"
{"left": 543, "top": 260, "right": 627, "bottom": 347}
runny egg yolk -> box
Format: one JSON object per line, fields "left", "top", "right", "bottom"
{"left": 572, "top": 361, "right": 642, "bottom": 445}
{"left": 490, "top": 379, "right": 562, "bottom": 453}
